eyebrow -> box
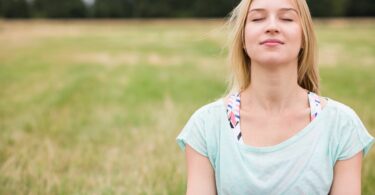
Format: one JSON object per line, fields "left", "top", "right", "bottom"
{"left": 249, "top": 8, "right": 298, "bottom": 14}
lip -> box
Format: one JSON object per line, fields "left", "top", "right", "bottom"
{"left": 260, "top": 39, "right": 284, "bottom": 45}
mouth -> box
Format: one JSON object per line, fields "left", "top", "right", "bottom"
{"left": 260, "top": 39, "right": 284, "bottom": 46}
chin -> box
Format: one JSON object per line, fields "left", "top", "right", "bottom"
{"left": 249, "top": 49, "right": 299, "bottom": 66}
{"left": 254, "top": 56, "right": 292, "bottom": 67}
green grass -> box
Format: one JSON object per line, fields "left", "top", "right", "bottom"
{"left": 0, "top": 19, "right": 374, "bottom": 194}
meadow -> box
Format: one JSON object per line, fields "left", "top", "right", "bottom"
{"left": 0, "top": 19, "right": 374, "bottom": 194}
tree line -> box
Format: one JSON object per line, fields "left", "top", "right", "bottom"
{"left": 0, "top": 0, "right": 373, "bottom": 18}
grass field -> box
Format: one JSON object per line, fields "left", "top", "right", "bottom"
{"left": 0, "top": 19, "right": 374, "bottom": 194}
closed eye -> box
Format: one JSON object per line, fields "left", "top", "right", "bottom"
{"left": 282, "top": 18, "right": 293, "bottom": 22}
{"left": 252, "top": 18, "right": 264, "bottom": 22}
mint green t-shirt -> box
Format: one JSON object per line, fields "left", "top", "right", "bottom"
{"left": 176, "top": 97, "right": 374, "bottom": 194}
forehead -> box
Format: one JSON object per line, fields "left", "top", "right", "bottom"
{"left": 249, "top": 0, "right": 298, "bottom": 12}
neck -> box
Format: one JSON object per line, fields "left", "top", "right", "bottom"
{"left": 241, "top": 61, "right": 308, "bottom": 114}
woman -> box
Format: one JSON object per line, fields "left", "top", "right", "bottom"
{"left": 176, "top": 0, "right": 374, "bottom": 194}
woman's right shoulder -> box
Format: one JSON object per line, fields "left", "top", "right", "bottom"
{"left": 191, "top": 97, "right": 227, "bottom": 118}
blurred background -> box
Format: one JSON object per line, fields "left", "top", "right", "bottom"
{"left": 0, "top": 0, "right": 374, "bottom": 18}
{"left": 0, "top": 0, "right": 374, "bottom": 194}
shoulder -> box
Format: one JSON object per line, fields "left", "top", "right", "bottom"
{"left": 323, "top": 97, "right": 374, "bottom": 161}
{"left": 191, "top": 98, "right": 226, "bottom": 119}
{"left": 186, "top": 98, "right": 227, "bottom": 139}
{"left": 321, "top": 96, "right": 370, "bottom": 140}
{"left": 177, "top": 98, "right": 226, "bottom": 160}
{"left": 323, "top": 96, "right": 360, "bottom": 121}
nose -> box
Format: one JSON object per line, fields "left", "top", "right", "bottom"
{"left": 265, "top": 16, "right": 279, "bottom": 34}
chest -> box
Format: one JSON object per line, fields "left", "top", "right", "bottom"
{"left": 240, "top": 108, "right": 311, "bottom": 147}
{"left": 216, "top": 119, "right": 334, "bottom": 195}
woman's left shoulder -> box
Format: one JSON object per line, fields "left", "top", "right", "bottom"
{"left": 322, "top": 96, "right": 375, "bottom": 161}
{"left": 318, "top": 96, "right": 328, "bottom": 109}
{"left": 319, "top": 95, "right": 367, "bottom": 128}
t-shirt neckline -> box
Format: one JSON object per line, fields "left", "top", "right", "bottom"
{"left": 220, "top": 94, "right": 333, "bottom": 153}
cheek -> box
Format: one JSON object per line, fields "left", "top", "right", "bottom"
{"left": 287, "top": 26, "right": 303, "bottom": 47}
{"left": 243, "top": 25, "right": 260, "bottom": 49}
{"left": 244, "top": 24, "right": 259, "bottom": 41}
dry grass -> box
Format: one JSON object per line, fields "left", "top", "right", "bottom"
{"left": 0, "top": 19, "right": 374, "bottom": 194}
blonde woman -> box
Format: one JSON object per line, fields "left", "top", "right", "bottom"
{"left": 176, "top": 0, "right": 374, "bottom": 194}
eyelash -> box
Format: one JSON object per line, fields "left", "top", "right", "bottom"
{"left": 251, "top": 18, "right": 293, "bottom": 22}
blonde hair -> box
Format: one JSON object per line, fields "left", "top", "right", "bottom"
{"left": 225, "top": 0, "right": 320, "bottom": 95}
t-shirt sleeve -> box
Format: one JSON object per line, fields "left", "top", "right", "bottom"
{"left": 336, "top": 111, "right": 374, "bottom": 161}
{"left": 176, "top": 109, "right": 208, "bottom": 157}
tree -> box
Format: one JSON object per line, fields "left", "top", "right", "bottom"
{"left": 0, "top": 0, "right": 31, "bottom": 18}
{"left": 306, "top": 0, "right": 366, "bottom": 17}
{"left": 132, "top": 0, "right": 172, "bottom": 18}
{"left": 346, "top": 0, "right": 375, "bottom": 16}
{"left": 191, "top": 0, "right": 238, "bottom": 17}
{"left": 31, "top": 0, "right": 87, "bottom": 18}
{"left": 93, "top": 0, "right": 134, "bottom": 18}
{"left": 307, "top": 0, "right": 336, "bottom": 17}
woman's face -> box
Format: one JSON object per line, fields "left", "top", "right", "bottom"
{"left": 244, "top": 0, "right": 302, "bottom": 67}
